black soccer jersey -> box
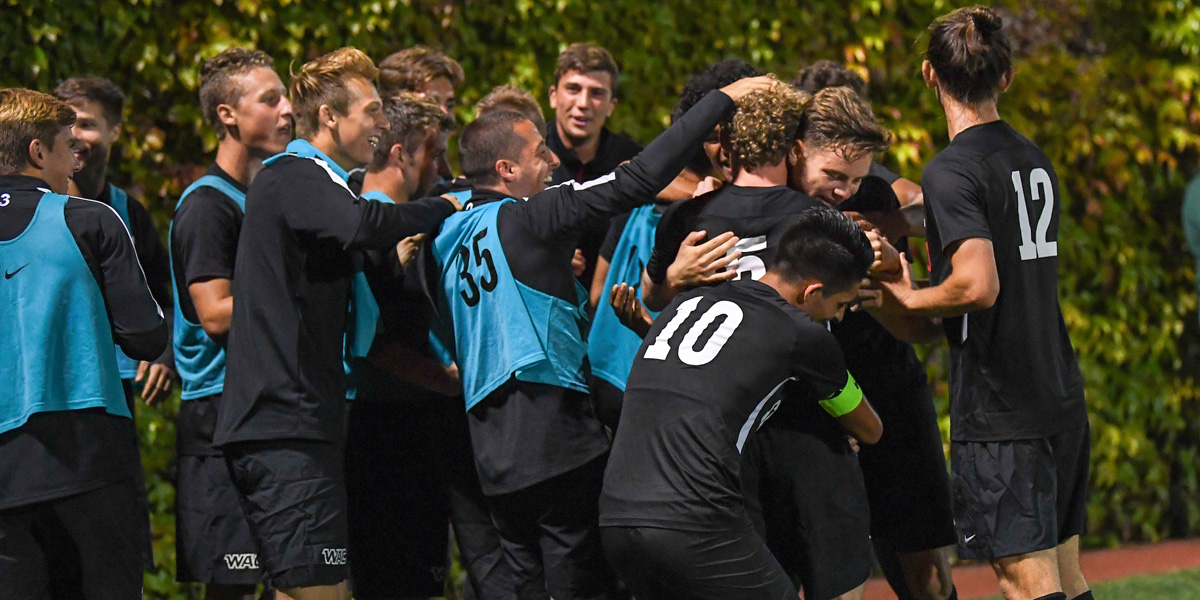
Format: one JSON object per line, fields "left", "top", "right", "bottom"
{"left": 922, "top": 120, "right": 1085, "bottom": 441}
{"left": 645, "top": 185, "right": 821, "bottom": 285}
{"left": 599, "top": 279, "right": 855, "bottom": 531}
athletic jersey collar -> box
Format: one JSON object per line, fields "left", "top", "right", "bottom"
{"left": 462, "top": 187, "right": 515, "bottom": 210}
{"left": 360, "top": 190, "right": 395, "bottom": 204}
{"left": 282, "top": 139, "right": 351, "bottom": 182}
{"left": 0, "top": 175, "right": 52, "bottom": 193}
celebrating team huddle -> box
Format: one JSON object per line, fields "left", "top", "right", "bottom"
{"left": 0, "top": 6, "right": 1092, "bottom": 600}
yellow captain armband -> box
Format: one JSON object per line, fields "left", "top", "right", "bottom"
{"left": 819, "top": 372, "right": 863, "bottom": 418}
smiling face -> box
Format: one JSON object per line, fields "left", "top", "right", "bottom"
{"left": 504, "top": 119, "right": 556, "bottom": 198}
{"left": 224, "top": 66, "right": 293, "bottom": 157}
{"left": 38, "top": 126, "right": 81, "bottom": 195}
{"left": 549, "top": 70, "right": 616, "bottom": 144}
{"left": 67, "top": 98, "right": 119, "bottom": 198}
{"left": 790, "top": 141, "right": 872, "bottom": 207}
{"left": 329, "top": 76, "right": 389, "bottom": 168}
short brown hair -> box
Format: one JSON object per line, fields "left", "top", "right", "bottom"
{"left": 377, "top": 47, "right": 465, "bottom": 97}
{"left": 200, "top": 48, "right": 276, "bottom": 139}
{"left": 926, "top": 6, "right": 1013, "bottom": 104}
{"left": 290, "top": 47, "right": 379, "bottom": 139}
{"left": 797, "top": 87, "right": 892, "bottom": 161}
{"left": 553, "top": 43, "right": 619, "bottom": 90}
{"left": 368, "top": 94, "right": 456, "bottom": 173}
{"left": 0, "top": 88, "right": 76, "bottom": 175}
{"left": 458, "top": 110, "right": 529, "bottom": 186}
{"left": 729, "top": 79, "right": 809, "bottom": 170}
{"left": 53, "top": 76, "right": 124, "bottom": 126}
{"left": 792, "top": 60, "right": 868, "bottom": 99}
{"left": 475, "top": 85, "right": 546, "bottom": 136}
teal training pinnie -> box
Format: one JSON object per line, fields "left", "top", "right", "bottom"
{"left": 106, "top": 184, "right": 142, "bottom": 380}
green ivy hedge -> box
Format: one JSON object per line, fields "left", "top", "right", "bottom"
{"left": 5, "top": 0, "right": 1200, "bottom": 597}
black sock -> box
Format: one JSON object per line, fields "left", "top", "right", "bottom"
{"left": 1032, "top": 594, "right": 1067, "bottom": 600}
{"left": 1072, "top": 592, "right": 1095, "bottom": 600}
{"left": 946, "top": 586, "right": 958, "bottom": 600}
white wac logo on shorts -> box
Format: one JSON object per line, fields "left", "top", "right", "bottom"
{"left": 322, "top": 548, "right": 348, "bottom": 565}
{"left": 223, "top": 553, "right": 259, "bottom": 570}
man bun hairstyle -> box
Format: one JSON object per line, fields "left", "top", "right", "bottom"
{"left": 729, "top": 79, "right": 810, "bottom": 171}
{"left": 793, "top": 60, "right": 868, "bottom": 99}
{"left": 368, "top": 93, "right": 455, "bottom": 173}
{"left": 770, "top": 205, "right": 873, "bottom": 294}
{"left": 926, "top": 6, "right": 1013, "bottom": 104}
{"left": 290, "top": 47, "right": 379, "bottom": 139}
{"left": 378, "top": 46, "right": 465, "bottom": 97}
{"left": 797, "top": 86, "right": 892, "bottom": 161}
{"left": 553, "top": 43, "right": 620, "bottom": 91}
{"left": 458, "top": 109, "right": 529, "bottom": 186}
{"left": 0, "top": 88, "right": 77, "bottom": 175}
{"left": 199, "top": 48, "right": 276, "bottom": 139}
{"left": 53, "top": 76, "right": 124, "bottom": 126}
{"left": 475, "top": 85, "right": 546, "bottom": 136}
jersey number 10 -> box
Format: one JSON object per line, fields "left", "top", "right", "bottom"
{"left": 1012, "top": 168, "right": 1058, "bottom": 261}
{"left": 643, "top": 296, "right": 744, "bottom": 366}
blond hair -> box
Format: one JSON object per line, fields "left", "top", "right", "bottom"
{"left": 729, "top": 78, "right": 809, "bottom": 170}
{"left": 290, "top": 47, "right": 379, "bottom": 139}
{"left": 0, "top": 88, "right": 76, "bottom": 174}
{"left": 797, "top": 86, "right": 892, "bottom": 161}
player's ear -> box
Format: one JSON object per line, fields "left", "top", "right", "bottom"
{"left": 998, "top": 68, "right": 1015, "bottom": 93}
{"left": 389, "top": 143, "right": 405, "bottom": 168}
{"left": 318, "top": 104, "right": 337, "bottom": 130}
{"left": 788, "top": 141, "right": 804, "bottom": 167}
{"left": 547, "top": 85, "right": 558, "bottom": 110}
{"left": 801, "top": 281, "right": 825, "bottom": 305}
{"left": 217, "top": 103, "right": 238, "bottom": 132}
{"left": 27, "top": 137, "right": 46, "bottom": 169}
{"left": 921, "top": 60, "right": 938, "bottom": 89}
{"left": 495, "top": 158, "right": 516, "bottom": 182}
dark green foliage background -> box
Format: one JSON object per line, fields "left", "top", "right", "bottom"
{"left": 4, "top": 0, "right": 1200, "bottom": 597}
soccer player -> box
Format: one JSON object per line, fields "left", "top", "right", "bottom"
{"left": 793, "top": 61, "right": 925, "bottom": 239}
{"left": 422, "top": 75, "right": 774, "bottom": 600}
{"left": 378, "top": 46, "right": 465, "bottom": 116}
{"left": 0, "top": 88, "right": 166, "bottom": 599}
{"left": 341, "top": 94, "right": 460, "bottom": 600}
{"left": 600, "top": 207, "right": 881, "bottom": 600}
{"left": 546, "top": 43, "right": 644, "bottom": 286}
{"left": 879, "top": 7, "right": 1090, "bottom": 600}
{"left": 54, "top": 76, "right": 176, "bottom": 406}
{"left": 213, "top": 47, "right": 461, "bottom": 600}
{"left": 169, "top": 48, "right": 293, "bottom": 599}
{"left": 787, "top": 86, "right": 958, "bottom": 600}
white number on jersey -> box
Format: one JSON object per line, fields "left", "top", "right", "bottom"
{"left": 727, "top": 236, "right": 767, "bottom": 281}
{"left": 643, "top": 297, "right": 744, "bottom": 366}
{"left": 1012, "top": 169, "right": 1058, "bottom": 261}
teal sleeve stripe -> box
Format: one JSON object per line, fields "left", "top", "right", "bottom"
{"left": 819, "top": 371, "right": 863, "bottom": 418}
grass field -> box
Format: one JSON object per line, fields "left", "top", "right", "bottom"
{"left": 981, "top": 567, "right": 1200, "bottom": 599}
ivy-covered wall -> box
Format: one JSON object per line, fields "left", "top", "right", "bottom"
{"left": 4, "top": 0, "right": 1200, "bottom": 597}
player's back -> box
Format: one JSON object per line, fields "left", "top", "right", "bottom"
{"left": 600, "top": 279, "right": 842, "bottom": 531}
{"left": 923, "top": 120, "right": 1084, "bottom": 440}
{"left": 647, "top": 185, "right": 820, "bottom": 283}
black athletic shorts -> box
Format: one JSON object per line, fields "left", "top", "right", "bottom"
{"left": 857, "top": 381, "right": 956, "bottom": 552}
{"left": 345, "top": 398, "right": 453, "bottom": 599}
{"left": 486, "top": 455, "right": 612, "bottom": 600}
{"left": 176, "top": 453, "right": 264, "bottom": 585}
{"left": 223, "top": 440, "right": 348, "bottom": 589}
{"left": 588, "top": 376, "right": 624, "bottom": 432}
{"left": 0, "top": 477, "right": 149, "bottom": 600}
{"left": 951, "top": 421, "right": 1091, "bottom": 561}
{"left": 741, "top": 419, "right": 873, "bottom": 600}
{"left": 601, "top": 522, "right": 796, "bottom": 600}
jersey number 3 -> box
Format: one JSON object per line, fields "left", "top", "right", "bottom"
{"left": 643, "top": 296, "right": 744, "bottom": 366}
{"left": 457, "top": 228, "right": 498, "bottom": 307}
{"left": 1012, "top": 169, "right": 1058, "bottom": 261}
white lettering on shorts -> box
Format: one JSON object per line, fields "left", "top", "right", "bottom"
{"left": 322, "top": 548, "right": 348, "bottom": 565}
{"left": 223, "top": 553, "right": 260, "bottom": 570}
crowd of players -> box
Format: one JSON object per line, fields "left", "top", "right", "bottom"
{"left": 0, "top": 5, "right": 1093, "bottom": 600}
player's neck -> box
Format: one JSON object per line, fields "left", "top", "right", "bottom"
{"left": 942, "top": 98, "right": 1001, "bottom": 141}
{"left": 556, "top": 121, "right": 601, "bottom": 164}
{"left": 759, "top": 272, "right": 800, "bottom": 307}
{"left": 215, "top": 138, "right": 265, "bottom": 187}
{"left": 732, "top": 161, "right": 788, "bottom": 188}
{"left": 361, "top": 170, "right": 410, "bottom": 203}
{"left": 306, "top": 131, "right": 359, "bottom": 172}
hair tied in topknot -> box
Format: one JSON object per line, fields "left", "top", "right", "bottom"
{"left": 970, "top": 6, "right": 1003, "bottom": 34}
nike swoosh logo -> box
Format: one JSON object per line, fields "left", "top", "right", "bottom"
{"left": 964, "top": 534, "right": 977, "bottom": 543}
{"left": 4, "top": 264, "right": 28, "bottom": 279}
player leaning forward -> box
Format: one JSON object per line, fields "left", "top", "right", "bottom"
{"left": 213, "top": 48, "right": 460, "bottom": 600}
{"left": 601, "top": 206, "right": 882, "bottom": 600}
{"left": 879, "top": 7, "right": 1090, "bottom": 600}
{"left": 0, "top": 88, "right": 166, "bottom": 598}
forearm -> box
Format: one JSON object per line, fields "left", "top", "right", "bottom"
{"left": 865, "top": 309, "right": 943, "bottom": 344}
{"left": 641, "top": 269, "right": 682, "bottom": 312}
{"left": 115, "top": 322, "right": 168, "bottom": 361}
{"left": 901, "top": 203, "right": 925, "bottom": 237}
{"left": 351, "top": 196, "right": 457, "bottom": 251}
{"left": 895, "top": 276, "right": 990, "bottom": 318}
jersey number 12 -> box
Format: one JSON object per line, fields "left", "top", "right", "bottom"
{"left": 643, "top": 296, "right": 744, "bottom": 366}
{"left": 1012, "top": 169, "right": 1057, "bottom": 261}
